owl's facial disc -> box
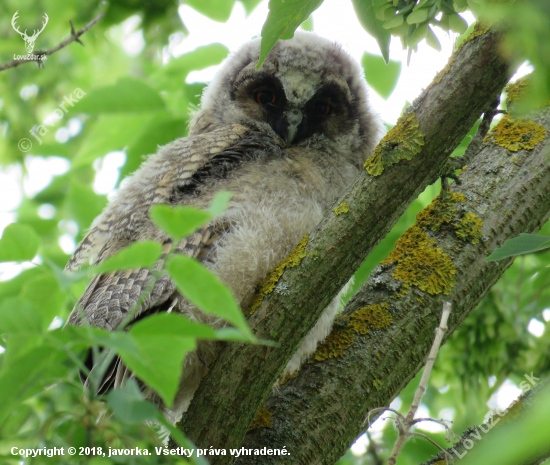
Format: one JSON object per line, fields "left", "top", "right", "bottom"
{"left": 232, "top": 71, "right": 352, "bottom": 145}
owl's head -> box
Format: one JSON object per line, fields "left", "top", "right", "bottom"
{"left": 190, "top": 32, "right": 380, "bottom": 167}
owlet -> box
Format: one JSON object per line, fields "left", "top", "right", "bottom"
{"left": 66, "top": 31, "right": 379, "bottom": 422}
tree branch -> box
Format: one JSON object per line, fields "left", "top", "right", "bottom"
{"left": 237, "top": 103, "right": 550, "bottom": 464}
{"left": 0, "top": 11, "right": 104, "bottom": 72}
{"left": 181, "top": 25, "right": 514, "bottom": 461}
{"left": 387, "top": 302, "right": 452, "bottom": 465}
{"left": 421, "top": 380, "right": 550, "bottom": 465}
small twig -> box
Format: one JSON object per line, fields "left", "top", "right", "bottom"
{"left": 0, "top": 11, "right": 104, "bottom": 72}
{"left": 411, "top": 432, "right": 454, "bottom": 464}
{"left": 386, "top": 301, "right": 452, "bottom": 465}
{"left": 365, "top": 407, "right": 403, "bottom": 428}
{"left": 410, "top": 417, "right": 451, "bottom": 428}
{"left": 69, "top": 20, "right": 85, "bottom": 46}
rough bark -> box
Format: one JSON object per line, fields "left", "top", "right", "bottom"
{"left": 238, "top": 104, "right": 550, "bottom": 464}
{"left": 180, "top": 26, "right": 514, "bottom": 460}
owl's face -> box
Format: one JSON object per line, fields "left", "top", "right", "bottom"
{"left": 191, "top": 32, "right": 379, "bottom": 167}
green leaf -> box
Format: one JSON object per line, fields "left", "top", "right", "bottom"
{"left": 166, "top": 255, "right": 254, "bottom": 340}
{"left": 352, "top": 0, "right": 391, "bottom": 63}
{"left": 78, "top": 77, "right": 165, "bottom": 114}
{"left": 426, "top": 25, "right": 442, "bottom": 51}
{"left": 300, "top": 16, "right": 314, "bottom": 31}
{"left": 406, "top": 8, "right": 429, "bottom": 24}
{"left": 69, "top": 326, "right": 135, "bottom": 353}
{"left": 0, "top": 298, "right": 43, "bottom": 336}
{"left": 383, "top": 14, "right": 404, "bottom": 29}
{"left": 93, "top": 241, "right": 163, "bottom": 273}
{"left": 20, "top": 274, "right": 66, "bottom": 329}
{"left": 259, "top": 0, "right": 324, "bottom": 67}
{"left": 120, "top": 114, "right": 188, "bottom": 180}
{"left": 362, "top": 52, "right": 402, "bottom": 99}
{"left": 414, "top": 0, "right": 430, "bottom": 9}
{"left": 65, "top": 183, "right": 107, "bottom": 232}
{"left": 123, "top": 320, "right": 196, "bottom": 406}
{"left": 0, "top": 267, "right": 45, "bottom": 300}
{"left": 0, "top": 345, "right": 67, "bottom": 424}
{"left": 375, "top": 3, "right": 394, "bottom": 21}
{"left": 409, "top": 23, "right": 428, "bottom": 48}
{"left": 0, "top": 223, "right": 40, "bottom": 263}
{"left": 106, "top": 380, "right": 158, "bottom": 423}
{"left": 150, "top": 205, "right": 212, "bottom": 241}
{"left": 73, "top": 323, "right": 194, "bottom": 407}
{"left": 215, "top": 328, "right": 278, "bottom": 345}
{"left": 448, "top": 13, "right": 468, "bottom": 34}
{"left": 129, "top": 313, "right": 218, "bottom": 340}
{"left": 154, "top": 44, "right": 229, "bottom": 89}
{"left": 73, "top": 113, "right": 152, "bottom": 168}
{"left": 208, "top": 191, "right": 232, "bottom": 216}
{"left": 186, "top": 0, "right": 236, "bottom": 22}
{"left": 486, "top": 234, "right": 550, "bottom": 261}
{"left": 239, "top": 0, "right": 263, "bottom": 15}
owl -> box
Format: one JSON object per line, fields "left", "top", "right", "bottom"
{"left": 66, "top": 31, "right": 379, "bottom": 423}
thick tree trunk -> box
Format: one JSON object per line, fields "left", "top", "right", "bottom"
{"left": 179, "top": 26, "right": 516, "bottom": 462}
{"left": 238, "top": 104, "right": 550, "bottom": 464}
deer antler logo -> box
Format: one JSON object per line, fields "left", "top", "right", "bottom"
{"left": 11, "top": 11, "right": 49, "bottom": 54}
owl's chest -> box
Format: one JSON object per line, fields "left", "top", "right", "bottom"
{"left": 201, "top": 154, "right": 357, "bottom": 310}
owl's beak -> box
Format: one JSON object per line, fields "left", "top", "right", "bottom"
{"left": 284, "top": 109, "right": 303, "bottom": 144}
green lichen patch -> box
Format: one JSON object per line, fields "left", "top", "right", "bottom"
{"left": 484, "top": 115, "right": 546, "bottom": 152}
{"left": 310, "top": 326, "right": 354, "bottom": 362}
{"left": 248, "top": 404, "right": 273, "bottom": 431}
{"left": 334, "top": 201, "right": 350, "bottom": 215}
{"left": 364, "top": 112, "right": 425, "bottom": 176}
{"left": 247, "top": 234, "right": 310, "bottom": 314}
{"left": 454, "top": 212, "right": 483, "bottom": 244}
{"left": 349, "top": 303, "right": 392, "bottom": 335}
{"left": 383, "top": 225, "right": 456, "bottom": 295}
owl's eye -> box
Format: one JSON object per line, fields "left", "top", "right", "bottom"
{"left": 255, "top": 90, "right": 277, "bottom": 105}
{"left": 314, "top": 101, "right": 332, "bottom": 116}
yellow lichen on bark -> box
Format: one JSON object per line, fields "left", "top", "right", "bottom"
{"left": 416, "top": 192, "right": 466, "bottom": 232}
{"left": 484, "top": 115, "right": 546, "bottom": 152}
{"left": 334, "top": 201, "right": 350, "bottom": 215}
{"left": 364, "top": 112, "right": 424, "bottom": 176}
{"left": 381, "top": 189, "right": 487, "bottom": 296}
{"left": 248, "top": 404, "right": 273, "bottom": 431}
{"left": 383, "top": 225, "right": 456, "bottom": 295}
{"left": 311, "top": 304, "right": 393, "bottom": 362}
{"left": 247, "top": 234, "right": 310, "bottom": 314}
{"left": 310, "top": 326, "right": 355, "bottom": 362}
{"left": 349, "top": 303, "right": 392, "bottom": 335}
{"left": 454, "top": 212, "right": 483, "bottom": 244}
